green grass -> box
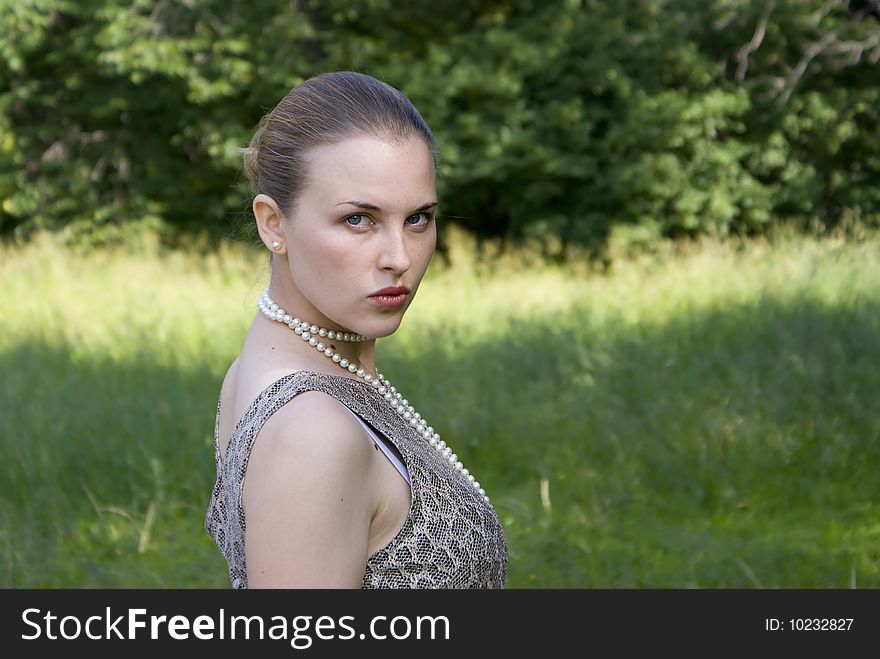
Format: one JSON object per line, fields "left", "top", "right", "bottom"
{"left": 2, "top": 224, "right": 879, "bottom": 587}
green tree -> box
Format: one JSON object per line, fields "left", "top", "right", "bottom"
{"left": 1, "top": 0, "right": 877, "bottom": 254}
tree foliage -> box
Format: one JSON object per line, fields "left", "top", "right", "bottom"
{"left": 1, "top": 0, "right": 878, "bottom": 254}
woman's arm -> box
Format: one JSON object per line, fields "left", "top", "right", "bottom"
{"left": 243, "top": 390, "right": 377, "bottom": 588}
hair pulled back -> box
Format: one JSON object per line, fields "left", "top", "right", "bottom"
{"left": 242, "top": 71, "right": 438, "bottom": 222}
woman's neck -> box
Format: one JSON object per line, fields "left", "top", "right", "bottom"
{"left": 254, "top": 311, "right": 378, "bottom": 379}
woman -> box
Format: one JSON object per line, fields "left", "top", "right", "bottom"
{"left": 205, "top": 71, "right": 508, "bottom": 588}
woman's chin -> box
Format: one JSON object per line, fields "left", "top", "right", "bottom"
{"left": 359, "top": 317, "right": 404, "bottom": 339}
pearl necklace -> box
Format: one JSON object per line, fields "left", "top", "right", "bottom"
{"left": 258, "top": 288, "right": 489, "bottom": 502}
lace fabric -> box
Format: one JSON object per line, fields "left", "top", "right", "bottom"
{"left": 205, "top": 369, "right": 508, "bottom": 588}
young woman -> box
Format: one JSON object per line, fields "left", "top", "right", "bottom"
{"left": 205, "top": 71, "right": 508, "bottom": 588}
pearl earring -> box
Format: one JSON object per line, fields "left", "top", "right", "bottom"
{"left": 271, "top": 240, "right": 281, "bottom": 251}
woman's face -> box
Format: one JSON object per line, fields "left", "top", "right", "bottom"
{"left": 280, "top": 134, "right": 437, "bottom": 339}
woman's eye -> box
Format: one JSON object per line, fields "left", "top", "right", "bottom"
{"left": 406, "top": 212, "right": 433, "bottom": 227}
{"left": 345, "top": 214, "right": 369, "bottom": 227}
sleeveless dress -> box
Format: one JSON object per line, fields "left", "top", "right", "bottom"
{"left": 204, "top": 369, "right": 508, "bottom": 588}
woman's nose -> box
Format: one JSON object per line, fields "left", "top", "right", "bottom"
{"left": 378, "top": 229, "right": 412, "bottom": 273}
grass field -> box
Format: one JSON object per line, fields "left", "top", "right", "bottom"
{"left": 2, "top": 224, "right": 878, "bottom": 587}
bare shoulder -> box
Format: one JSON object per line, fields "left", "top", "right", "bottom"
{"left": 215, "top": 357, "right": 240, "bottom": 460}
{"left": 243, "top": 390, "right": 377, "bottom": 588}
{"left": 258, "top": 389, "right": 374, "bottom": 463}
{"left": 246, "top": 390, "right": 376, "bottom": 508}
{"left": 218, "top": 357, "right": 240, "bottom": 409}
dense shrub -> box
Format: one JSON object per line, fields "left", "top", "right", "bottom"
{"left": 1, "top": 1, "right": 877, "bottom": 255}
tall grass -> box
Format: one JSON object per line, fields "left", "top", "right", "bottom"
{"left": 1, "top": 224, "right": 878, "bottom": 587}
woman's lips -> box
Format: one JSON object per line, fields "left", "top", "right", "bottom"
{"left": 368, "top": 285, "right": 410, "bottom": 309}
{"left": 368, "top": 292, "right": 408, "bottom": 308}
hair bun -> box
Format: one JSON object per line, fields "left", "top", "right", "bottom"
{"left": 241, "top": 117, "right": 269, "bottom": 194}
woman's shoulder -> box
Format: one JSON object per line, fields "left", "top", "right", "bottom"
{"left": 253, "top": 374, "right": 376, "bottom": 467}
{"left": 217, "top": 347, "right": 357, "bottom": 458}
{"left": 242, "top": 378, "right": 380, "bottom": 589}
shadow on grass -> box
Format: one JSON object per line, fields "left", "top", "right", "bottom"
{"left": 1, "top": 343, "right": 230, "bottom": 587}
{"left": 383, "top": 294, "right": 880, "bottom": 587}
{"left": 2, "top": 294, "right": 878, "bottom": 586}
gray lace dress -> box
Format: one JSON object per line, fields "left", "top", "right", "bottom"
{"left": 205, "top": 370, "right": 508, "bottom": 588}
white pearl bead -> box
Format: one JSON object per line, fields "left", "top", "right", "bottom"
{"left": 340, "top": 359, "right": 349, "bottom": 368}
{"left": 396, "top": 405, "right": 405, "bottom": 413}
{"left": 283, "top": 314, "right": 292, "bottom": 323}
{"left": 356, "top": 368, "right": 364, "bottom": 377}
{"left": 473, "top": 481, "right": 480, "bottom": 489}
{"left": 343, "top": 333, "right": 350, "bottom": 341}
{"left": 301, "top": 332, "right": 310, "bottom": 340}
{"left": 310, "top": 325, "right": 318, "bottom": 333}
{"left": 427, "top": 427, "right": 434, "bottom": 435}
{"left": 332, "top": 354, "right": 341, "bottom": 363}
{"left": 324, "top": 348, "right": 333, "bottom": 357}
{"left": 384, "top": 393, "right": 393, "bottom": 401}
{"left": 389, "top": 386, "right": 397, "bottom": 394}
{"left": 309, "top": 338, "right": 317, "bottom": 346}
{"left": 378, "top": 386, "right": 386, "bottom": 394}
{"left": 292, "top": 318, "right": 300, "bottom": 326}
{"left": 409, "top": 418, "right": 419, "bottom": 426}
{"left": 364, "top": 374, "right": 372, "bottom": 383}
{"left": 270, "top": 302, "right": 278, "bottom": 311}
{"left": 318, "top": 328, "right": 327, "bottom": 337}
{"left": 414, "top": 412, "right": 421, "bottom": 420}
{"left": 402, "top": 399, "right": 409, "bottom": 407}
{"left": 478, "top": 488, "right": 485, "bottom": 496}
{"left": 347, "top": 364, "right": 357, "bottom": 372}
{"left": 328, "top": 331, "right": 335, "bottom": 340}
{"left": 462, "top": 468, "right": 469, "bottom": 476}
{"left": 371, "top": 380, "right": 380, "bottom": 388}
{"left": 456, "top": 461, "right": 463, "bottom": 470}
{"left": 277, "top": 307, "right": 285, "bottom": 316}
{"left": 294, "top": 326, "right": 303, "bottom": 335}
{"left": 429, "top": 437, "right": 438, "bottom": 446}
{"left": 468, "top": 474, "right": 475, "bottom": 482}
{"left": 316, "top": 342, "right": 325, "bottom": 351}
{"left": 403, "top": 411, "right": 411, "bottom": 420}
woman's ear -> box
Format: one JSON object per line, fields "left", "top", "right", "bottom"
{"left": 253, "top": 194, "right": 287, "bottom": 254}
